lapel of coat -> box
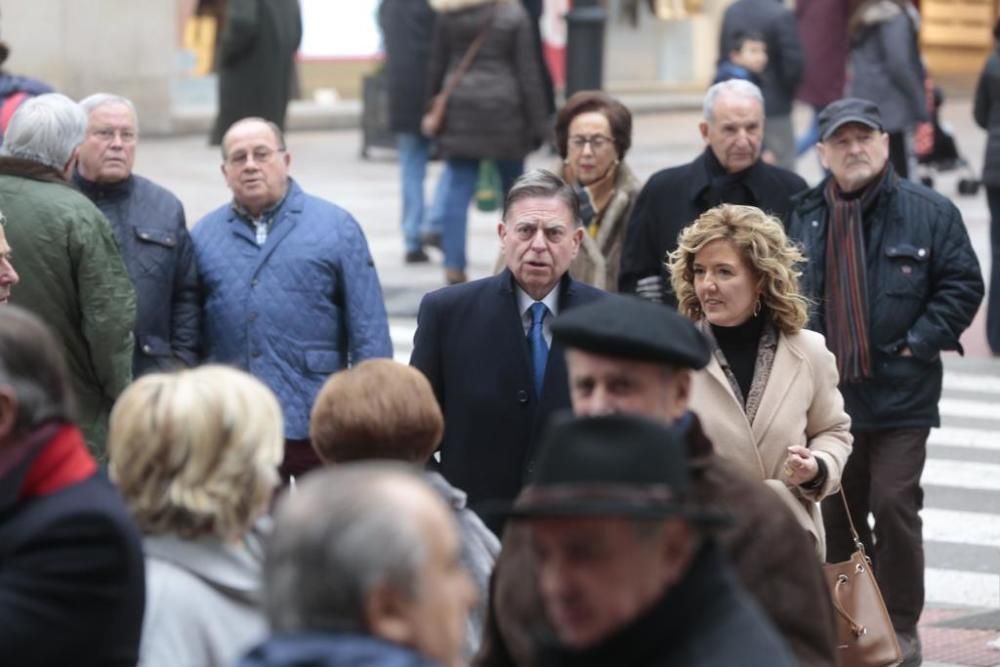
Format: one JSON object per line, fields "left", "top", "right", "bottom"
{"left": 494, "top": 269, "right": 534, "bottom": 384}
{"left": 750, "top": 333, "right": 803, "bottom": 443}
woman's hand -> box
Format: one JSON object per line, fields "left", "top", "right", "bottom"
{"left": 783, "top": 445, "right": 819, "bottom": 486}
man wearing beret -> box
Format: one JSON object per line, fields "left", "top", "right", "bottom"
{"left": 786, "top": 97, "right": 984, "bottom": 665}
{"left": 495, "top": 414, "right": 794, "bottom": 666}
{"left": 410, "top": 170, "right": 604, "bottom": 531}
{"left": 474, "top": 295, "right": 838, "bottom": 667}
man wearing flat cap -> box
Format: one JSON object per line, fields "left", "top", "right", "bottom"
{"left": 474, "top": 295, "right": 838, "bottom": 667}
{"left": 786, "top": 97, "right": 984, "bottom": 665}
{"left": 496, "top": 414, "right": 794, "bottom": 666}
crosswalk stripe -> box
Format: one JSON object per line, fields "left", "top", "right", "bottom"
{"left": 925, "top": 568, "right": 1000, "bottom": 608}
{"left": 922, "top": 508, "right": 1000, "bottom": 549}
{"left": 939, "top": 397, "right": 999, "bottom": 421}
{"left": 929, "top": 426, "right": 1000, "bottom": 452}
{"left": 922, "top": 460, "right": 1000, "bottom": 492}
{"left": 943, "top": 371, "right": 1000, "bottom": 395}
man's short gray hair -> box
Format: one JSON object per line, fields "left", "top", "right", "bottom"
{"left": 703, "top": 80, "right": 764, "bottom": 122}
{"left": 502, "top": 168, "right": 582, "bottom": 227}
{"left": 0, "top": 93, "right": 86, "bottom": 170}
{"left": 79, "top": 93, "right": 139, "bottom": 129}
{"left": 0, "top": 306, "right": 75, "bottom": 436}
{"left": 263, "top": 463, "right": 432, "bottom": 633}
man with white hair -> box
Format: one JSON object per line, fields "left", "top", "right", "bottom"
{"left": 618, "top": 79, "right": 807, "bottom": 304}
{"left": 0, "top": 93, "right": 135, "bottom": 457}
{"left": 74, "top": 93, "right": 199, "bottom": 376}
{"left": 240, "top": 462, "right": 477, "bottom": 667}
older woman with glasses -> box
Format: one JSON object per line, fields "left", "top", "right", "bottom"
{"left": 668, "top": 204, "right": 852, "bottom": 558}
{"left": 556, "top": 91, "right": 640, "bottom": 291}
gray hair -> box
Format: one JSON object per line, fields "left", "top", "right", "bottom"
{"left": 502, "top": 168, "right": 581, "bottom": 227}
{"left": 264, "top": 463, "right": 433, "bottom": 633}
{"left": 703, "top": 80, "right": 764, "bottom": 122}
{"left": 79, "top": 93, "right": 139, "bottom": 128}
{"left": 0, "top": 306, "right": 75, "bottom": 435}
{"left": 0, "top": 93, "right": 86, "bottom": 170}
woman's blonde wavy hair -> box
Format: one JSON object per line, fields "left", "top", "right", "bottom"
{"left": 666, "top": 204, "right": 810, "bottom": 335}
{"left": 108, "top": 365, "right": 283, "bottom": 541}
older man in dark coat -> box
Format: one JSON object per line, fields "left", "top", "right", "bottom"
{"left": 618, "top": 80, "right": 807, "bottom": 304}
{"left": 210, "top": 0, "right": 302, "bottom": 145}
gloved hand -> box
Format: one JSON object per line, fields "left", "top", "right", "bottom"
{"left": 635, "top": 275, "right": 666, "bottom": 303}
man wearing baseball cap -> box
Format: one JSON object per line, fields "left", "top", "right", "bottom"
{"left": 474, "top": 295, "right": 837, "bottom": 667}
{"left": 501, "top": 414, "right": 794, "bottom": 666}
{"left": 787, "top": 97, "right": 983, "bottom": 665}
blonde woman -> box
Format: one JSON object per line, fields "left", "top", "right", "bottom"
{"left": 668, "top": 204, "right": 852, "bottom": 557}
{"left": 108, "top": 365, "right": 283, "bottom": 667}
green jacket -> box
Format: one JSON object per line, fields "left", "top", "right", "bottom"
{"left": 0, "top": 158, "right": 135, "bottom": 457}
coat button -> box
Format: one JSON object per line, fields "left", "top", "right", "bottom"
{"left": 251, "top": 348, "right": 261, "bottom": 358}
{"left": 918, "top": 248, "right": 926, "bottom": 258}
{"left": 248, "top": 312, "right": 257, "bottom": 321}
{"left": 251, "top": 278, "right": 258, "bottom": 287}
{"left": 142, "top": 344, "right": 151, "bottom": 353}
{"left": 517, "top": 389, "right": 529, "bottom": 404}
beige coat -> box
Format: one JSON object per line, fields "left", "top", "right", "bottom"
{"left": 690, "top": 328, "right": 852, "bottom": 558}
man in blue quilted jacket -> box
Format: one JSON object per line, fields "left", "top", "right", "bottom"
{"left": 193, "top": 117, "right": 393, "bottom": 481}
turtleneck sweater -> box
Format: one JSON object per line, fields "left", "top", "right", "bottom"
{"left": 710, "top": 308, "right": 767, "bottom": 403}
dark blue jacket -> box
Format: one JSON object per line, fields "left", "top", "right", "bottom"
{"left": 193, "top": 179, "right": 393, "bottom": 438}
{"left": 787, "top": 171, "right": 984, "bottom": 429}
{"left": 239, "top": 633, "right": 441, "bottom": 667}
{"left": 74, "top": 171, "right": 200, "bottom": 376}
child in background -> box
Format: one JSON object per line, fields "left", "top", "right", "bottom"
{"left": 714, "top": 31, "right": 768, "bottom": 87}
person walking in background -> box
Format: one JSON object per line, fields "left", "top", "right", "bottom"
{"left": 109, "top": 366, "right": 282, "bottom": 667}
{"left": 847, "top": 0, "right": 926, "bottom": 179}
{"left": 0, "top": 26, "right": 53, "bottom": 143}
{"left": 555, "top": 91, "right": 639, "bottom": 291}
{"left": 0, "top": 93, "right": 135, "bottom": 457}
{"left": 787, "top": 98, "right": 983, "bottom": 666}
{"left": 210, "top": 0, "right": 302, "bottom": 146}
{"left": 75, "top": 93, "right": 200, "bottom": 376}
{"left": 973, "top": 19, "right": 1000, "bottom": 355}
{"left": 719, "top": 0, "right": 804, "bottom": 170}
{"left": 425, "top": 0, "right": 550, "bottom": 285}
{"left": 794, "top": 0, "right": 850, "bottom": 157}
{"left": 378, "top": 0, "right": 446, "bottom": 264}
{"left": 668, "top": 204, "right": 852, "bottom": 558}
{"left": 713, "top": 30, "right": 767, "bottom": 88}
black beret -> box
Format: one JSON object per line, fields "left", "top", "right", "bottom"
{"left": 551, "top": 295, "right": 711, "bottom": 370}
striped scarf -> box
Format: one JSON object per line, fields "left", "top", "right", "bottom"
{"left": 822, "top": 167, "right": 892, "bottom": 382}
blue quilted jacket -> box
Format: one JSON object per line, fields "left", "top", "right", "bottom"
{"left": 192, "top": 179, "right": 392, "bottom": 438}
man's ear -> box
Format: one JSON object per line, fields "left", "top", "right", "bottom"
{"left": 61, "top": 147, "right": 79, "bottom": 180}
{"left": 815, "top": 142, "right": 830, "bottom": 171}
{"left": 0, "top": 388, "right": 19, "bottom": 443}
{"left": 698, "top": 121, "right": 710, "bottom": 145}
{"left": 363, "top": 582, "right": 415, "bottom": 647}
{"left": 658, "top": 517, "right": 695, "bottom": 586}
{"left": 668, "top": 368, "right": 692, "bottom": 418}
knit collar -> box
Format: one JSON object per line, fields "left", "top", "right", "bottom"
{"left": 72, "top": 169, "right": 133, "bottom": 201}
{"left": 0, "top": 156, "right": 69, "bottom": 185}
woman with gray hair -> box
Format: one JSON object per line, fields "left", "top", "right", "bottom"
{"left": 108, "top": 365, "right": 284, "bottom": 667}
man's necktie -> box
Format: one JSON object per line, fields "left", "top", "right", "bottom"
{"left": 529, "top": 302, "right": 549, "bottom": 397}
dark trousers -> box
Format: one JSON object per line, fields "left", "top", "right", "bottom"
{"left": 889, "top": 131, "right": 909, "bottom": 180}
{"left": 822, "top": 427, "right": 929, "bottom": 634}
{"left": 279, "top": 438, "right": 322, "bottom": 484}
{"left": 986, "top": 186, "right": 1000, "bottom": 353}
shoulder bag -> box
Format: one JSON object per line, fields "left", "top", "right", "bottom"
{"left": 822, "top": 489, "right": 903, "bottom": 667}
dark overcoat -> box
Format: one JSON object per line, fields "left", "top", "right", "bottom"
{"left": 974, "top": 45, "right": 1000, "bottom": 186}
{"left": 210, "top": 0, "right": 302, "bottom": 145}
{"left": 795, "top": 0, "right": 850, "bottom": 109}
{"left": 378, "top": 0, "right": 436, "bottom": 135}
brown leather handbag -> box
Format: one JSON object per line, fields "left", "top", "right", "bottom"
{"left": 421, "top": 9, "right": 494, "bottom": 138}
{"left": 822, "top": 490, "right": 903, "bottom": 667}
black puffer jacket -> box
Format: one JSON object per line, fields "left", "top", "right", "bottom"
{"left": 427, "top": 0, "right": 549, "bottom": 160}
{"left": 378, "top": 0, "right": 436, "bottom": 135}
{"left": 787, "top": 172, "right": 984, "bottom": 430}
{"left": 719, "top": 0, "right": 804, "bottom": 117}
{"left": 974, "top": 46, "right": 1000, "bottom": 186}
{"left": 74, "top": 171, "right": 200, "bottom": 376}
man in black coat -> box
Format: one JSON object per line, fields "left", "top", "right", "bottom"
{"left": 787, "top": 98, "right": 984, "bottom": 667}
{"left": 75, "top": 93, "right": 200, "bottom": 376}
{"left": 618, "top": 80, "right": 807, "bottom": 304}
{"left": 719, "top": 0, "right": 804, "bottom": 169}
{"left": 410, "top": 170, "right": 604, "bottom": 532}
{"left": 0, "top": 306, "right": 146, "bottom": 667}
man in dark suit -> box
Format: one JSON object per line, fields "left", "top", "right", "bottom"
{"left": 0, "top": 306, "right": 146, "bottom": 666}
{"left": 411, "top": 169, "right": 604, "bottom": 529}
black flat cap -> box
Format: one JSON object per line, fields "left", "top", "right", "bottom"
{"left": 551, "top": 295, "right": 710, "bottom": 370}
{"left": 818, "top": 97, "right": 884, "bottom": 141}
{"left": 501, "top": 414, "right": 723, "bottom": 523}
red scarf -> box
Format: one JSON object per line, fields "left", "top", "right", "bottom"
{"left": 18, "top": 425, "right": 96, "bottom": 500}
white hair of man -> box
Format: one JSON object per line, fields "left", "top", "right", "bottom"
{"left": 263, "top": 462, "right": 431, "bottom": 633}
{"left": 0, "top": 93, "right": 86, "bottom": 171}
{"left": 79, "top": 93, "right": 139, "bottom": 128}
{"left": 702, "top": 79, "right": 764, "bottom": 122}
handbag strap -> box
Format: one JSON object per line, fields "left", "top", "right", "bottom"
{"left": 436, "top": 6, "right": 496, "bottom": 103}
{"left": 838, "top": 487, "right": 866, "bottom": 554}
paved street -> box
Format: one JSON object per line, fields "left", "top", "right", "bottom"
{"left": 137, "top": 95, "right": 1000, "bottom": 664}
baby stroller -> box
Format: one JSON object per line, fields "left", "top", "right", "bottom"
{"left": 914, "top": 82, "right": 980, "bottom": 195}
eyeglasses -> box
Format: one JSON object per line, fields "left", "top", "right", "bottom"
{"left": 92, "top": 128, "right": 137, "bottom": 144}
{"left": 509, "top": 222, "right": 570, "bottom": 243}
{"left": 568, "top": 134, "right": 613, "bottom": 151}
{"left": 226, "top": 147, "right": 285, "bottom": 166}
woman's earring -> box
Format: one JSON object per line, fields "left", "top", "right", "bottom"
{"left": 753, "top": 297, "right": 762, "bottom": 317}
